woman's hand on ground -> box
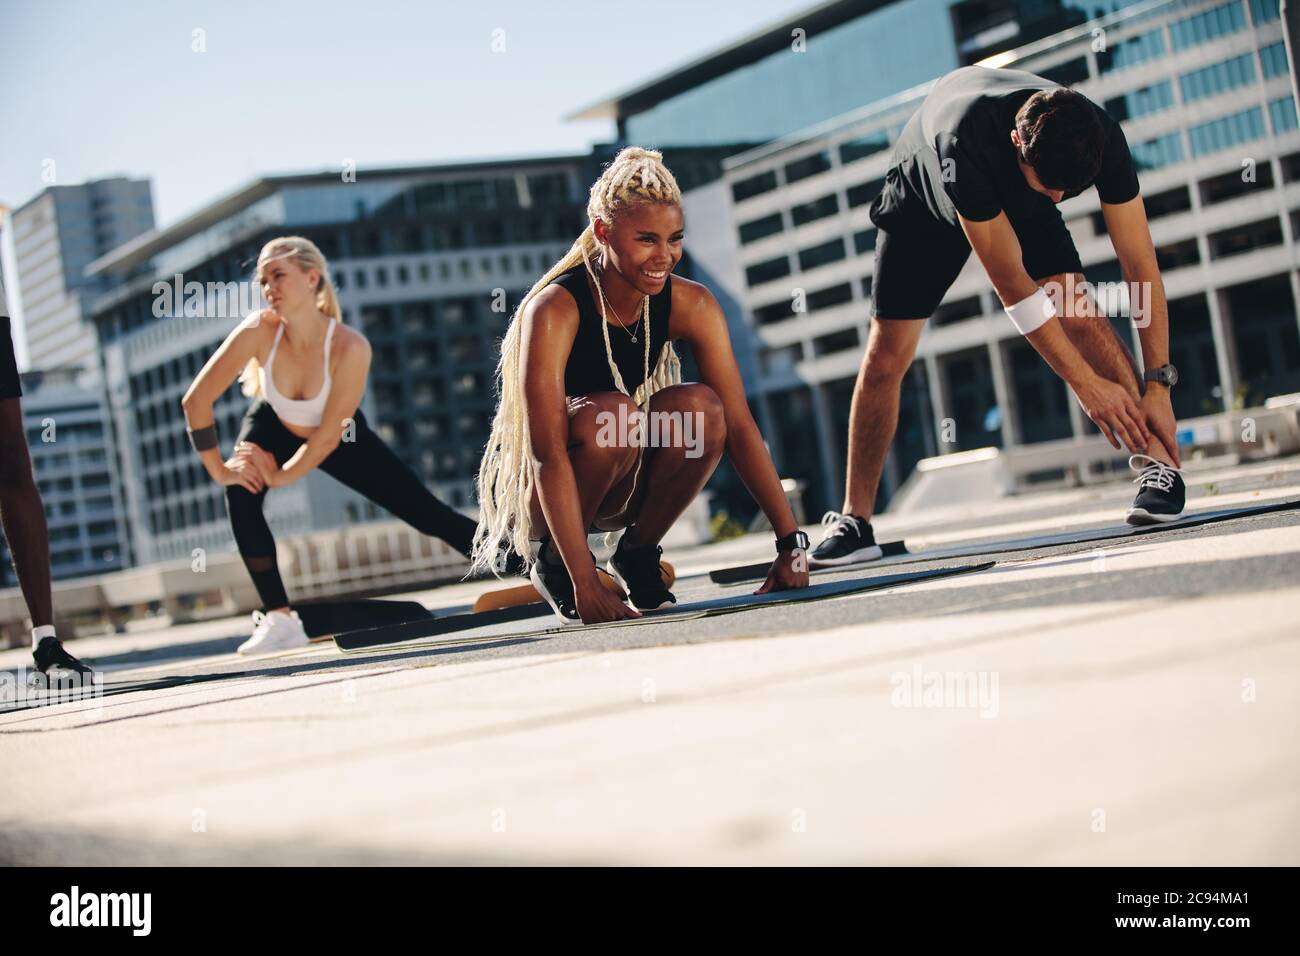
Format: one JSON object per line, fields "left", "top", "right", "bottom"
{"left": 574, "top": 575, "right": 642, "bottom": 624}
{"left": 754, "top": 549, "right": 810, "bottom": 595}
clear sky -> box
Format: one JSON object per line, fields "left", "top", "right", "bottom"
{"left": 2, "top": 0, "right": 806, "bottom": 225}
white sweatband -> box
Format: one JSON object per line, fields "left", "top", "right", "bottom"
{"left": 1004, "top": 287, "right": 1057, "bottom": 336}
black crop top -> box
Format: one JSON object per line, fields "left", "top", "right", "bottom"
{"left": 549, "top": 265, "right": 672, "bottom": 397}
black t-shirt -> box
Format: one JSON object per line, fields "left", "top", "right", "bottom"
{"left": 549, "top": 265, "right": 673, "bottom": 398}
{"left": 871, "top": 66, "right": 1140, "bottom": 232}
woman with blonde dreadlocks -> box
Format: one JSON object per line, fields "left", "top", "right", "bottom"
{"left": 470, "top": 148, "right": 808, "bottom": 625}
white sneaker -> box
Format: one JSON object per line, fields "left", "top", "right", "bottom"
{"left": 238, "top": 610, "right": 309, "bottom": 655}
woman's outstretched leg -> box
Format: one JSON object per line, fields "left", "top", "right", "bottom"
{"left": 318, "top": 412, "right": 481, "bottom": 557}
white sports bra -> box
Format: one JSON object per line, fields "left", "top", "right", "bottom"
{"left": 259, "top": 318, "right": 337, "bottom": 427}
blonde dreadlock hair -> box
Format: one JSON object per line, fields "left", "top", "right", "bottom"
{"left": 238, "top": 236, "right": 343, "bottom": 398}
{"left": 468, "top": 147, "right": 684, "bottom": 576}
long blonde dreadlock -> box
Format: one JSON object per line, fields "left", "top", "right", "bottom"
{"left": 468, "top": 147, "right": 684, "bottom": 576}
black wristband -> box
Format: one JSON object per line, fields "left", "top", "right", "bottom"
{"left": 188, "top": 424, "right": 219, "bottom": 453}
{"left": 775, "top": 530, "right": 809, "bottom": 553}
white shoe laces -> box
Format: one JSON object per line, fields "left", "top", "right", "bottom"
{"left": 1129, "top": 454, "right": 1181, "bottom": 493}
{"left": 820, "top": 511, "right": 861, "bottom": 539}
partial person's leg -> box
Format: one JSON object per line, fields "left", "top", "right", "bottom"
{"left": 316, "top": 410, "right": 478, "bottom": 556}
{"left": 0, "top": 321, "right": 93, "bottom": 677}
{"left": 841, "top": 318, "right": 926, "bottom": 519}
{"left": 0, "top": 397, "right": 52, "bottom": 628}
{"left": 225, "top": 402, "right": 302, "bottom": 612}
{"left": 842, "top": 224, "right": 970, "bottom": 519}
{"left": 522, "top": 393, "right": 643, "bottom": 621}
{"left": 575, "top": 383, "right": 724, "bottom": 610}
{"left": 524, "top": 392, "right": 642, "bottom": 539}
{"left": 601, "top": 383, "right": 727, "bottom": 547}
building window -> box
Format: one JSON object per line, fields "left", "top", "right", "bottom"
{"left": 745, "top": 256, "right": 792, "bottom": 287}
{"left": 1208, "top": 216, "right": 1283, "bottom": 258}
{"left": 797, "top": 238, "right": 846, "bottom": 272}
{"left": 806, "top": 282, "right": 854, "bottom": 312}
{"left": 1038, "top": 57, "right": 1089, "bottom": 87}
{"left": 853, "top": 229, "right": 877, "bottom": 254}
{"left": 1104, "top": 80, "right": 1174, "bottom": 121}
{"left": 784, "top": 151, "right": 832, "bottom": 185}
{"left": 1269, "top": 96, "right": 1298, "bottom": 134}
{"left": 1144, "top": 185, "right": 1193, "bottom": 221}
{"left": 1097, "top": 28, "right": 1165, "bottom": 74}
{"left": 738, "top": 213, "right": 783, "bottom": 245}
{"left": 1179, "top": 53, "right": 1256, "bottom": 104}
{"left": 1200, "top": 161, "right": 1274, "bottom": 205}
{"left": 846, "top": 178, "right": 884, "bottom": 208}
{"left": 1131, "top": 132, "right": 1185, "bottom": 170}
{"left": 1169, "top": 2, "right": 1246, "bottom": 51}
{"left": 1188, "top": 107, "right": 1265, "bottom": 157}
{"left": 790, "top": 194, "right": 839, "bottom": 226}
{"left": 812, "top": 328, "right": 860, "bottom": 357}
{"left": 761, "top": 344, "right": 803, "bottom": 374}
{"left": 1155, "top": 237, "right": 1202, "bottom": 271}
{"left": 1251, "top": 0, "right": 1280, "bottom": 23}
{"left": 839, "top": 133, "right": 890, "bottom": 165}
{"left": 732, "top": 170, "right": 778, "bottom": 203}
{"left": 753, "top": 298, "right": 794, "bottom": 325}
{"left": 1279, "top": 150, "right": 1300, "bottom": 182}
{"left": 1259, "top": 41, "right": 1288, "bottom": 79}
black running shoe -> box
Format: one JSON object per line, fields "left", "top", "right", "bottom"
{"left": 608, "top": 538, "right": 676, "bottom": 611}
{"left": 529, "top": 538, "right": 584, "bottom": 626}
{"left": 1126, "top": 454, "right": 1186, "bottom": 525}
{"left": 30, "top": 637, "right": 95, "bottom": 688}
{"left": 811, "top": 511, "right": 884, "bottom": 565}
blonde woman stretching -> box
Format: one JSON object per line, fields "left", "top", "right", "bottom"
{"left": 470, "top": 148, "right": 809, "bottom": 625}
{"left": 183, "top": 237, "right": 501, "bottom": 654}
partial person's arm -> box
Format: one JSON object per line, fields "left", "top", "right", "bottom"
{"left": 1101, "top": 195, "right": 1181, "bottom": 465}
{"left": 181, "top": 313, "right": 272, "bottom": 494}
{"left": 679, "top": 284, "right": 808, "bottom": 593}
{"left": 959, "top": 212, "right": 1151, "bottom": 454}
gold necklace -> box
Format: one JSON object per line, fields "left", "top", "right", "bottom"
{"left": 596, "top": 266, "right": 645, "bottom": 343}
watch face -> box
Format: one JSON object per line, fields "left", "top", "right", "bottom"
{"left": 1166, "top": 366, "right": 1179, "bottom": 386}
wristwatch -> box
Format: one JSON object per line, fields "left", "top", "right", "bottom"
{"left": 1143, "top": 364, "right": 1178, "bottom": 387}
{"left": 775, "top": 530, "right": 810, "bottom": 554}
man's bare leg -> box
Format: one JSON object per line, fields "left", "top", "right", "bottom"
{"left": 842, "top": 318, "right": 927, "bottom": 519}
{"left": 1038, "top": 272, "right": 1176, "bottom": 466}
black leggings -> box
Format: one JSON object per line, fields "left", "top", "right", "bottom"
{"left": 226, "top": 400, "right": 477, "bottom": 610}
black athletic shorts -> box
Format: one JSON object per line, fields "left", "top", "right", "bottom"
{"left": 0, "top": 318, "right": 21, "bottom": 401}
{"left": 870, "top": 205, "right": 1084, "bottom": 321}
